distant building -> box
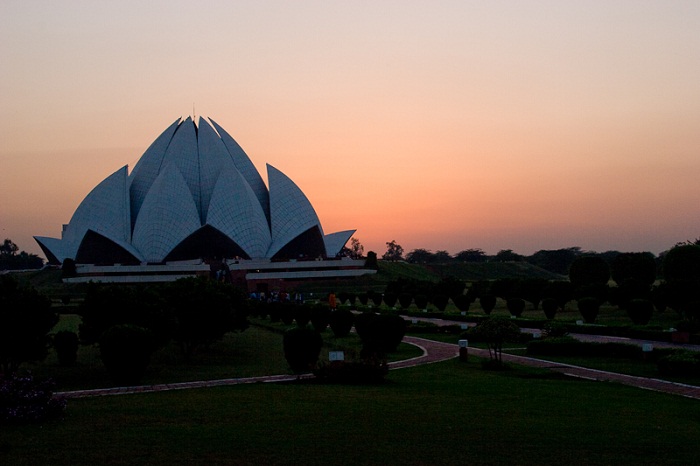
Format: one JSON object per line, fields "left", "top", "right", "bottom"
{"left": 35, "top": 117, "right": 372, "bottom": 287}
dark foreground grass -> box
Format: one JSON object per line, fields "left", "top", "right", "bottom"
{"left": 3, "top": 359, "right": 699, "bottom": 466}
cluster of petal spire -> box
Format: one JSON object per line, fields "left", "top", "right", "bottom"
{"left": 35, "top": 117, "right": 354, "bottom": 265}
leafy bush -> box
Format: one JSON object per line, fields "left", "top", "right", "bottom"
{"left": 329, "top": 309, "right": 354, "bottom": 337}
{"left": 506, "top": 298, "right": 526, "bottom": 318}
{"left": 479, "top": 295, "right": 497, "bottom": 315}
{"left": 541, "top": 297, "right": 558, "bottom": 320}
{"left": 0, "top": 276, "right": 58, "bottom": 375}
{"left": 337, "top": 291, "right": 349, "bottom": 305}
{"left": 0, "top": 374, "right": 66, "bottom": 425}
{"left": 53, "top": 331, "right": 79, "bottom": 366}
{"left": 99, "top": 324, "right": 154, "bottom": 386}
{"left": 282, "top": 327, "right": 323, "bottom": 374}
{"left": 577, "top": 297, "right": 600, "bottom": 324}
{"left": 369, "top": 291, "right": 383, "bottom": 307}
{"left": 469, "top": 316, "right": 521, "bottom": 366}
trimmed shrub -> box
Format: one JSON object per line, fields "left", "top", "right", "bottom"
{"left": 383, "top": 292, "right": 398, "bottom": 308}
{"left": 479, "top": 295, "right": 497, "bottom": 315}
{"left": 310, "top": 306, "right": 331, "bottom": 332}
{"left": 577, "top": 297, "right": 600, "bottom": 324}
{"left": 283, "top": 327, "right": 323, "bottom": 374}
{"left": 358, "top": 293, "right": 369, "bottom": 306}
{"left": 541, "top": 297, "right": 558, "bottom": 320}
{"left": 99, "top": 324, "right": 154, "bottom": 386}
{"left": 542, "top": 321, "right": 569, "bottom": 339}
{"left": 337, "top": 291, "right": 349, "bottom": 305}
{"left": 398, "top": 293, "right": 413, "bottom": 310}
{"left": 453, "top": 294, "right": 471, "bottom": 313}
{"left": 53, "top": 331, "right": 79, "bottom": 366}
{"left": 356, "top": 314, "right": 407, "bottom": 357}
{"left": 294, "top": 304, "right": 313, "bottom": 327}
{"left": 346, "top": 293, "right": 356, "bottom": 307}
{"left": 0, "top": 374, "right": 66, "bottom": 425}
{"left": 431, "top": 294, "right": 449, "bottom": 313}
{"left": 506, "top": 298, "right": 526, "bottom": 318}
{"left": 329, "top": 309, "right": 354, "bottom": 337}
{"left": 657, "top": 350, "right": 700, "bottom": 376}
{"left": 627, "top": 298, "right": 654, "bottom": 326}
{"left": 414, "top": 294, "right": 429, "bottom": 311}
{"left": 280, "top": 303, "right": 295, "bottom": 325}
{"left": 370, "top": 291, "right": 383, "bottom": 307}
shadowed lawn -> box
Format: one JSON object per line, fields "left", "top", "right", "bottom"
{"left": 28, "top": 316, "right": 422, "bottom": 392}
{"left": 3, "top": 359, "right": 699, "bottom": 466}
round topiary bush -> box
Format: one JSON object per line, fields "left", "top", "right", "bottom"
{"left": 506, "top": 298, "right": 526, "bottom": 318}
{"left": 294, "top": 304, "right": 313, "bottom": 327}
{"left": 431, "top": 294, "right": 449, "bottom": 313}
{"left": 383, "top": 292, "right": 398, "bottom": 308}
{"left": 99, "top": 324, "right": 154, "bottom": 386}
{"left": 414, "top": 294, "right": 429, "bottom": 311}
{"left": 329, "top": 309, "right": 354, "bottom": 337}
{"left": 577, "top": 297, "right": 600, "bottom": 324}
{"left": 479, "top": 295, "right": 497, "bottom": 315}
{"left": 53, "top": 331, "right": 79, "bottom": 366}
{"left": 398, "top": 293, "right": 413, "bottom": 310}
{"left": 310, "top": 306, "right": 331, "bottom": 332}
{"left": 453, "top": 294, "right": 471, "bottom": 313}
{"left": 283, "top": 327, "right": 323, "bottom": 374}
{"left": 627, "top": 298, "right": 654, "bottom": 325}
{"left": 541, "top": 297, "right": 558, "bottom": 320}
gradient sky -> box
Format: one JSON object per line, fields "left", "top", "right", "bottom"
{"left": 2, "top": 1, "right": 699, "bottom": 259}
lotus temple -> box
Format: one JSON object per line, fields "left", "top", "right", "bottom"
{"left": 35, "top": 116, "right": 374, "bottom": 287}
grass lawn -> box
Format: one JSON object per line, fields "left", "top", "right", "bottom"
{"left": 3, "top": 359, "right": 699, "bottom": 465}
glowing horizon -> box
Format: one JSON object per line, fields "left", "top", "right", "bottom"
{"left": 2, "top": 1, "right": 699, "bottom": 260}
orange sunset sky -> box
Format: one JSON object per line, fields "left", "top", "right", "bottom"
{"left": 2, "top": 1, "right": 699, "bottom": 260}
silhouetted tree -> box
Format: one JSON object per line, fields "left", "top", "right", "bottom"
{"left": 382, "top": 240, "right": 404, "bottom": 261}
{"left": 454, "top": 248, "right": 487, "bottom": 262}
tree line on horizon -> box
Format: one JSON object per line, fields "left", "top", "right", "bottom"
{"left": 342, "top": 237, "right": 700, "bottom": 277}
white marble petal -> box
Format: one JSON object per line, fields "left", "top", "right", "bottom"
{"left": 196, "top": 117, "right": 235, "bottom": 221}
{"left": 209, "top": 118, "right": 270, "bottom": 224}
{"left": 62, "top": 165, "right": 131, "bottom": 257}
{"left": 266, "top": 164, "right": 324, "bottom": 258}
{"left": 162, "top": 117, "right": 201, "bottom": 221}
{"left": 132, "top": 164, "right": 201, "bottom": 262}
{"left": 206, "top": 165, "right": 272, "bottom": 259}
{"left": 324, "top": 230, "right": 356, "bottom": 257}
{"left": 129, "top": 118, "right": 181, "bottom": 223}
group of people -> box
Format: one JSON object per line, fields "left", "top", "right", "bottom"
{"left": 249, "top": 290, "right": 304, "bottom": 305}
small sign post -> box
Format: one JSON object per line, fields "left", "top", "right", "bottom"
{"left": 458, "top": 339, "right": 469, "bottom": 362}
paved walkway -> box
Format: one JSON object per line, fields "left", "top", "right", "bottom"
{"left": 57, "top": 334, "right": 700, "bottom": 400}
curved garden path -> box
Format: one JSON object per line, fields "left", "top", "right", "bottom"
{"left": 58, "top": 334, "right": 700, "bottom": 400}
